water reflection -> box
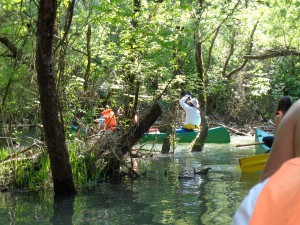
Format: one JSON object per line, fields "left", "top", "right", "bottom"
{"left": 73, "top": 183, "right": 159, "bottom": 225}
{"left": 51, "top": 195, "right": 75, "bottom": 225}
{"left": 0, "top": 136, "right": 261, "bottom": 225}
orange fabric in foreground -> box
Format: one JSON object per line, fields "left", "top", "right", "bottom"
{"left": 250, "top": 157, "right": 300, "bottom": 225}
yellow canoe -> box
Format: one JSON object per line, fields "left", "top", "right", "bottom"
{"left": 239, "top": 153, "right": 268, "bottom": 173}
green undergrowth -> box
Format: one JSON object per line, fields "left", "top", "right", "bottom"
{"left": 0, "top": 147, "right": 10, "bottom": 161}
{"left": 14, "top": 153, "right": 50, "bottom": 190}
{"left": 0, "top": 141, "right": 107, "bottom": 191}
{"left": 0, "top": 146, "right": 50, "bottom": 191}
{"left": 68, "top": 142, "right": 106, "bottom": 190}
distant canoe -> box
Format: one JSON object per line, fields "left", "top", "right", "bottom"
{"left": 239, "top": 128, "right": 272, "bottom": 173}
{"left": 255, "top": 128, "right": 272, "bottom": 154}
{"left": 140, "top": 126, "right": 230, "bottom": 144}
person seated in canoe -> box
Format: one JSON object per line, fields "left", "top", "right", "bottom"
{"left": 232, "top": 99, "right": 300, "bottom": 225}
{"left": 262, "top": 95, "right": 292, "bottom": 150}
{"left": 177, "top": 92, "right": 201, "bottom": 133}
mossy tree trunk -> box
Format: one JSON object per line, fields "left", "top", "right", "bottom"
{"left": 191, "top": 0, "right": 243, "bottom": 151}
{"left": 192, "top": 28, "right": 208, "bottom": 152}
{"left": 123, "top": 0, "right": 141, "bottom": 124}
{"left": 36, "top": 0, "right": 76, "bottom": 195}
{"left": 104, "top": 103, "right": 162, "bottom": 174}
{"left": 161, "top": 39, "right": 184, "bottom": 154}
{"left": 161, "top": 124, "right": 173, "bottom": 154}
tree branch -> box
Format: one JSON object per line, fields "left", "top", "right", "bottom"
{"left": 54, "top": 0, "right": 75, "bottom": 52}
{"left": 83, "top": 24, "right": 91, "bottom": 92}
{"left": 0, "top": 35, "right": 22, "bottom": 60}
{"left": 225, "top": 20, "right": 258, "bottom": 79}
{"left": 201, "top": 0, "right": 242, "bottom": 43}
{"left": 244, "top": 49, "right": 300, "bottom": 60}
{"left": 222, "top": 30, "right": 236, "bottom": 77}
{"left": 206, "top": 25, "right": 220, "bottom": 71}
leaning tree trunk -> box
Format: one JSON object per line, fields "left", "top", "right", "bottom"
{"left": 103, "top": 102, "right": 162, "bottom": 174}
{"left": 36, "top": 0, "right": 76, "bottom": 195}
{"left": 118, "top": 102, "right": 162, "bottom": 154}
{"left": 192, "top": 38, "right": 208, "bottom": 152}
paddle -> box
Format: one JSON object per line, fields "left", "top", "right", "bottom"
{"left": 236, "top": 142, "right": 264, "bottom": 147}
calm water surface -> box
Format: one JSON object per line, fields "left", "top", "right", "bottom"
{"left": 0, "top": 136, "right": 261, "bottom": 225}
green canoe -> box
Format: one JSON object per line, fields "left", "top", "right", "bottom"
{"left": 140, "top": 126, "right": 230, "bottom": 144}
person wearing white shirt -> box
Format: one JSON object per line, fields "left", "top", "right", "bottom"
{"left": 178, "top": 93, "right": 201, "bottom": 132}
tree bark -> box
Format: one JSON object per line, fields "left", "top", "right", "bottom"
{"left": 123, "top": 0, "right": 141, "bottom": 123}
{"left": 225, "top": 21, "right": 258, "bottom": 79}
{"left": 118, "top": 102, "right": 162, "bottom": 155}
{"left": 192, "top": 39, "right": 208, "bottom": 152}
{"left": 0, "top": 35, "right": 22, "bottom": 60}
{"left": 244, "top": 49, "right": 300, "bottom": 60}
{"left": 54, "top": 0, "right": 75, "bottom": 53}
{"left": 161, "top": 124, "right": 173, "bottom": 154}
{"left": 191, "top": 0, "right": 243, "bottom": 152}
{"left": 84, "top": 24, "right": 92, "bottom": 92}
{"left": 36, "top": 0, "right": 76, "bottom": 195}
{"left": 160, "top": 40, "right": 184, "bottom": 154}
{"left": 100, "top": 102, "right": 162, "bottom": 175}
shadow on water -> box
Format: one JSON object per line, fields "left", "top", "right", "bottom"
{"left": 0, "top": 135, "right": 261, "bottom": 225}
{"left": 51, "top": 195, "right": 75, "bottom": 225}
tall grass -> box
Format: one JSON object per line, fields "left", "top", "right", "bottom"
{"left": 11, "top": 152, "right": 50, "bottom": 191}
{"left": 0, "top": 147, "right": 10, "bottom": 161}
{"left": 0, "top": 141, "right": 107, "bottom": 191}
{"left": 68, "top": 142, "right": 106, "bottom": 189}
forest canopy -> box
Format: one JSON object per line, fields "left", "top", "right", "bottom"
{"left": 1, "top": 0, "right": 300, "bottom": 130}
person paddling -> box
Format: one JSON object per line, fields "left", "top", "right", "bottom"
{"left": 177, "top": 92, "right": 201, "bottom": 132}
{"left": 262, "top": 95, "right": 292, "bottom": 150}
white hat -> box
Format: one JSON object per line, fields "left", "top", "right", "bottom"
{"left": 191, "top": 98, "right": 199, "bottom": 108}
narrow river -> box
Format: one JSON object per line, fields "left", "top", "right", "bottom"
{"left": 0, "top": 135, "right": 260, "bottom": 225}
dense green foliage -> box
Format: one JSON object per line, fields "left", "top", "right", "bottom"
{"left": 1, "top": 0, "right": 300, "bottom": 133}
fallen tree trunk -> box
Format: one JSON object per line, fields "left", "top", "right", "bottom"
{"left": 210, "top": 122, "right": 249, "bottom": 136}
{"left": 117, "top": 102, "right": 162, "bottom": 155}
{"left": 90, "top": 102, "right": 162, "bottom": 178}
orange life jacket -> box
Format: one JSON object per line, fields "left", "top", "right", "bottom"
{"left": 100, "top": 109, "right": 117, "bottom": 131}
{"left": 250, "top": 157, "right": 300, "bottom": 225}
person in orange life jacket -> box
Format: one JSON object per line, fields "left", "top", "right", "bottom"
{"left": 177, "top": 92, "right": 201, "bottom": 133}
{"left": 99, "top": 108, "right": 117, "bottom": 131}
{"left": 262, "top": 95, "right": 292, "bottom": 150}
{"left": 232, "top": 99, "right": 300, "bottom": 225}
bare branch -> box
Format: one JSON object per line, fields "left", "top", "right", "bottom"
{"left": 225, "top": 21, "right": 258, "bottom": 79}
{"left": 54, "top": 0, "right": 75, "bottom": 52}
{"left": 222, "top": 30, "right": 236, "bottom": 77}
{"left": 206, "top": 25, "right": 221, "bottom": 71}
{"left": 0, "top": 35, "right": 22, "bottom": 60}
{"left": 83, "top": 24, "right": 92, "bottom": 92}
{"left": 244, "top": 49, "right": 300, "bottom": 60}
{"left": 202, "top": 0, "right": 242, "bottom": 43}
